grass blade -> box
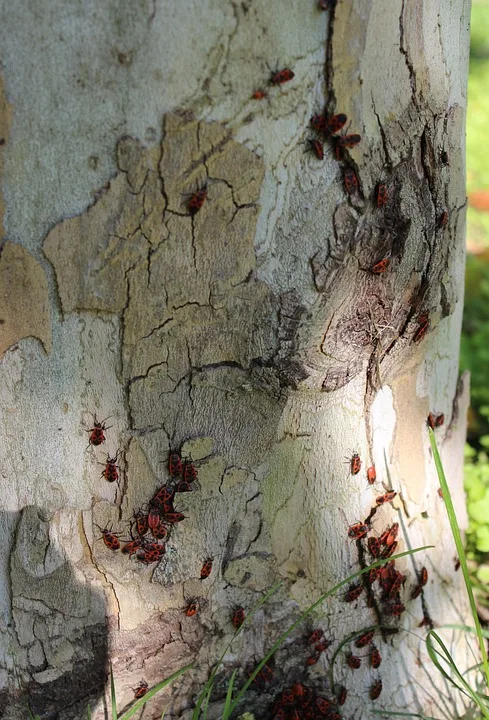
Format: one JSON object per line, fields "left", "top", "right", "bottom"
{"left": 119, "top": 664, "right": 193, "bottom": 720}
{"left": 87, "top": 703, "right": 92, "bottom": 720}
{"left": 429, "top": 428, "right": 489, "bottom": 693}
{"left": 221, "top": 668, "right": 238, "bottom": 720}
{"left": 110, "top": 665, "right": 117, "bottom": 720}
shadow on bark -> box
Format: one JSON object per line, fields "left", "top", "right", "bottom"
{"left": 0, "top": 506, "right": 108, "bottom": 720}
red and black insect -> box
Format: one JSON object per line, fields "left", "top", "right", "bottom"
{"left": 310, "top": 114, "right": 327, "bottom": 133}
{"left": 133, "top": 510, "right": 149, "bottom": 537}
{"left": 151, "top": 522, "right": 168, "bottom": 540}
{"left": 232, "top": 606, "right": 245, "bottom": 629}
{"left": 96, "top": 524, "right": 120, "bottom": 551}
{"left": 291, "top": 683, "right": 305, "bottom": 697}
{"left": 345, "top": 583, "right": 364, "bottom": 602}
{"left": 385, "top": 522, "right": 399, "bottom": 546}
{"left": 133, "top": 681, "right": 148, "bottom": 699}
{"left": 388, "top": 571, "right": 405, "bottom": 598}
{"left": 269, "top": 67, "right": 295, "bottom": 85}
{"left": 306, "top": 138, "right": 324, "bottom": 160}
{"left": 100, "top": 451, "right": 121, "bottom": 483}
{"left": 305, "top": 653, "right": 320, "bottom": 666}
{"left": 419, "top": 566, "right": 428, "bottom": 586}
{"left": 161, "top": 511, "right": 185, "bottom": 523}
{"left": 251, "top": 89, "right": 267, "bottom": 100}
{"left": 86, "top": 415, "right": 111, "bottom": 447}
{"left": 413, "top": 313, "right": 429, "bottom": 343}
{"left": 168, "top": 453, "right": 182, "bottom": 477}
{"left": 367, "top": 465, "right": 377, "bottom": 484}
{"left": 186, "top": 188, "right": 207, "bottom": 216}
{"left": 385, "top": 602, "right": 405, "bottom": 616}
{"left": 371, "top": 645, "right": 381, "bottom": 669}
{"left": 343, "top": 167, "right": 359, "bottom": 195}
{"left": 337, "top": 686, "right": 347, "bottom": 705}
{"left": 315, "top": 640, "right": 330, "bottom": 653}
{"left": 370, "top": 680, "right": 383, "bottom": 700}
{"left": 368, "top": 567, "right": 380, "bottom": 584}
{"left": 375, "top": 183, "right": 388, "bottom": 208}
{"left": 144, "top": 541, "right": 166, "bottom": 555}
{"left": 427, "top": 412, "right": 444, "bottom": 429}
{"left": 175, "top": 480, "right": 193, "bottom": 493}
{"left": 137, "top": 548, "right": 162, "bottom": 564}
{"left": 355, "top": 629, "right": 375, "bottom": 648}
{"left": 282, "top": 689, "right": 295, "bottom": 706}
{"left": 347, "top": 452, "right": 362, "bottom": 475}
{"left": 376, "top": 490, "right": 397, "bottom": 505}
{"left": 308, "top": 628, "right": 324, "bottom": 644}
{"left": 381, "top": 540, "right": 398, "bottom": 559}
{"left": 121, "top": 538, "right": 143, "bottom": 556}
{"left": 346, "top": 653, "right": 361, "bottom": 669}
{"left": 371, "top": 257, "right": 390, "bottom": 275}
{"left": 323, "top": 112, "right": 347, "bottom": 137}
{"left": 438, "top": 210, "right": 449, "bottom": 228}
{"left": 258, "top": 664, "right": 273, "bottom": 683}
{"left": 148, "top": 506, "right": 161, "bottom": 530}
{"left": 183, "top": 462, "right": 198, "bottom": 483}
{"left": 200, "top": 556, "right": 214, "bottom": 580}
{"left": 153, "top": 486, "right": 175, "bottom": 513}
{"left": 454, "top": 558, "right": 461, "bottom": 571}
{"left": 348, "top": 522, "right": 369, "bottom": 540}
{"left": 334, "top": 133, "right": 361, "bottom": 159}
{"left": 318, "top": 0, "right": 336, "bottom": 9}
{"left": 184, "top": 598, "right": 199, "bottom": 617}
{"left": 367, "top": 537, "right": 381, "bottom": 558}
{"left": 315, "top": 697, "right": 330, "bottom": 715}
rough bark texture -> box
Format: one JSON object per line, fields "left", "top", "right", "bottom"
{"left": 0, "top": 1, "right": 472, "bottom": 719}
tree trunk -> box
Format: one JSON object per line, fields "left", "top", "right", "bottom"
{"left": 0, "top": 1, "right": 472, "bottom": 719}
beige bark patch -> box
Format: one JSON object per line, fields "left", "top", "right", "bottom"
{"left": 0, "top": 241, "right": 51, "bottom": 357}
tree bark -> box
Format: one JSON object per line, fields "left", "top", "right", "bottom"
{"left": 0, "top": 1, "right": 472, "bottom": 719}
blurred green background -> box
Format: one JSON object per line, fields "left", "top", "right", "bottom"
{"left": 463, "top": 0, "right": 489, "bottom": 589}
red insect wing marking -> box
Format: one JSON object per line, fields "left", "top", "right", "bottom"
{"left": 315, "top": 640, "right": 330, "bottom": 653}
{"left": 343, "top": 168, "right": 359, "bottom": 195}
{"left": 185, "top": 599, "right": 199, "bottom": 617}
{"left": 183, "top": 462, "right": 198, "bottom": 483}
{"left": 259, "top": 664, "right": 273, "bottom": 682}
{"left": 168, "top": 453, "right": 182, "bottom": 476}
{"left": 87, "top": 416, "right": 110, "bottom": 447}
{"left": 200, "top": 557, "right": 213, "bottom": 580}
{"left": 323, "top": 112, "right": 347, "bottom": 136}
{"left": 371, "top": 258, "right": 390, "bottom": 274}
{"left": 252, "top": 89, "right": 267, "bottom": 100}
{"left": 151, "top": 523, "right": 168, "bottom": 540}
{"left": 187, "top": 189, "right": 207, "bottom": 216}
{"left": 355, "top": 629, "right": 375, "bottom": 648}
{"left": 135, "top": 511, "right": 148, "bottom": 536}
{"left": 386, "top": 523, "right": 399, "bottom": 546}
{"left": 270, "top": 68, "right": 295, "bottom": 85}
{"left": 376, "top": 490, "right": 397, "bottom": 506}
{"left": 162, "top": 512, "right": 185, "bottom": 523}
{"left": 367, "top": 465, "right": 376, "bottom": 484}
{"left": 345, "top": 583, "right": 364, "bottom": 602}
{"left": 232, "top": 607, "right": 245, "bottom": 629}
{"left": 419, "top": 566, "right": 428, "bottom": 586}
{"left": 427, "top": 413, "right": 436, "bottom": 429}
{"left": 349, "top": 452, "right": 361, "bottom": 475}
{"left": 338, "top": 133, "right": 361, "bottom": 148}
{"left": 121, "top": 539, "right": 142, "bottom": 556}
{"left": 175, "top": 480, "right": 193, "bottom": 493}
{"left": 306, "top": 653, "right": 320, "bottom": 666}
{"left": 307, "top": 138, "right": 324, "bottom": 160}
{"left": 133, "top": 682, "right": 148, "bottom": 699}
{"left": 282, "top": 690, "right": 294, "bottom": 705}
{"left": 346, "top": 653, "right": 361, "bottom": 669}
{"left": 381, "top": 540, "right": 398, "bottom": 558}
{"left": 367, "top": 537, "right": 381, "bottom": 557}
{"left": 153, "top": 485, "right": 175, "bottom": 506}
{"left": 337, "top": 686, "right": 347, "bottom": 705}
{"left": 308, "top": 628, "right": 323, "bottom": 644}
{"left": 376, "top": 183, "right": 388, "bottom": 208}
{"left": 438, "top": 210, "right": 449, "bottom": 227}
{"left": 370, "top": 680, "right": 383, "bottom": 700}
{"left": 100, "top": 528, "right": 120, "bottom": 551}
{"left": 371, "top": 646, "right": 381, "bottom": 669}
{"left": 315, "top": 697, "right": 330, "bottom": 715}
{"left": 386, "top": 602, "right": 405, "bottom": 616}
{"left": 413, "top": 314, "right": 429, "bottom": 343}
{"left": 299, "top": 687, "right": 313, "bottom": 707}
{"left": 148, "top": 507, "right": 160, "bottom": 529}
{"left": 368, "top": 567, "right": 380, "bottom": 584}
{"left": 291, "top": 683, "right": 304, "bottom": 697}
{"left": 348, "top": 522, "right": 369, "bottom": 540}
{"left": 310, "top": 114, "right": 327, "bottom": 133}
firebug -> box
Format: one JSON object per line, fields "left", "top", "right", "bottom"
{"left": 258, "top": 664, "right": 273, "bottom": 682}
{"left": 315, "top": 697, "right": 330, "bottom": 715}
{"left": 148, "top": 506, "right": 160, "bottom": 530}
{"left": 355, "top": 629, "right": 375, "bottom": 648}
{"left": 381, "top": 540, "right": 398, "bottom": 558}
{"left": 308, "top": 628, "right": 323, "bottom": 644}
{"left": 168, "top": 453, "right": 182, "bottom": 477}
{"left": 345, "top": 583, "right": 364, "bottom": 602}
{"left": 184, "top": 598, "right": 199, "bottom": 617}
{"left": 232, "top": 606, "right": 245, "bottom": 629}
{"left": 367, "top": 537, "right": 381, "bottom": 557}
{"left": 86, "top": 415, "right": 111, "bottom": 447}
{"left": 375, "top": 183, "right": 388, "bottom": 208}
{"left": 419, "top": 566, "right": 428, "bottom": 586}
{"left": 133, "top": 681, "right": 148, "bottom": 699}
{"left": 413, "top": 314, "right": 429, "bottom": 343}
{"left": 370, "top": 680, "right": 382, "bottom": 700}
{"left": 367, "top": 465, "right": 377, "bottom": 484}
{"left": 323, "top": 113, "right": 347, "bottom": 137}
{"left": 100, "top": 451, "right": 120, "bottom": 483}
{"left": 438, "top": 210, "right": 448, "bottom": 228}
{"left": 385, "top": 602, "right": 405, "bottom": 616}
{"left": 368, "top": 567, "right": 380, "bottom": 584}
{"left": 96, "top": 524, "right": 120, "bottom": 551}
{"left": 134, "top": 510, "right": 149, "bottom": 536}
{"left": 371, "top": 258, "right": 390, "bottom": 274}
{"left": 371, "top": 645, "right": 381, "bottom": 669}
{"left": 306, "top": 138, "right": 324, "bottom": 160}
{"left": 269, "top": 67, "right": 295, "bottom": 85}
{"left": 343, "top": 167, "right": 359, "bottom": 195}
{"left": 282, "top": 689, "right": 295, "bottom": 705}
{"left": 175, "top": 480, "right": 193, "bottom": 493}
{"left": 252, "top": 89, "right": 267, "bottom": 100}
{"left": 121, "top": 539, "right": 143, "bottom": 556}
{"left": 200, "top": 556, "right": 214, "bottom": 580}
{"left": 376, "top": 490, "right": 397, "bottom": 505}
{"left": 161, "top": 511, "right": 185, "bottom": 523}
{"left": 315, "top": 640, "right": 330, "bottom": 653}
{"left": 306, "top": 653, "right": 320, "bottom": 666}
{"left": 348, "top": 452, "right": 362, "bottom": 475}
{"left": 348, "top": 522, "right": 369, "bottom": 540}
{"left": 151, "top": 523, "right": 168, "bottom": 540}
{"left": 337, "top": 686, "right": 347, "bottom": 705}
{"left": 187, "top": 188, "right": 207, "bottom": 215}
{"left": 183, "top": 462, "right": 198, "bottom": 483}
{"left": 310, "top": 114, "right": 327, "bottom": 133}
{"left": 346, "top": 653, "right": 361, "bottom": 669}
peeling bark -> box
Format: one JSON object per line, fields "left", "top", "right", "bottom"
{"left": 0, "top": 1, "right": 472, "bottom": 719}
